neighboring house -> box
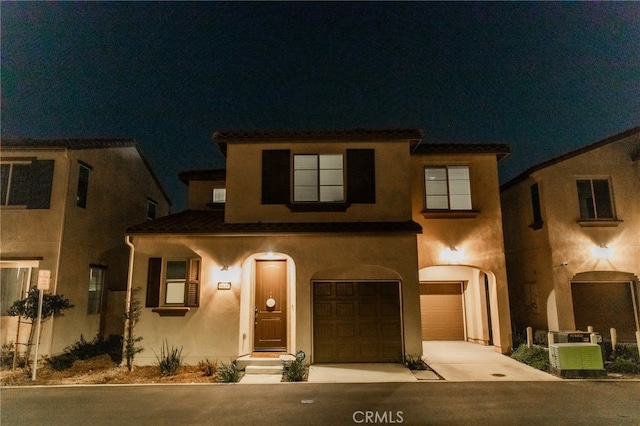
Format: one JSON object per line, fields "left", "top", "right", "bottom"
{"left": 501, "top": 127, "right": 640, "bottom": 342}
{"left": 1, "top": 139, "right": 170, "bottom": 357}
{"left": 125, "top": 129, "right": 514, "bottom": 366}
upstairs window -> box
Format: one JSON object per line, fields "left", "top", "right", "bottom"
{"left": 77, "top": 163, "right": 91, "bottom": 209}
{"left": 0, "top": 160, "right": 54, "bottom": 209}
{"left": 529, "top": 182, "right": 543, "bottom": 230}
{"left": 424, "top": 166, "right": 472, "bottom": 210}
{"left": 262, "top": 149, "right": 375, "bottom": 209}
{"left": 147, "top": 199, "right": 157, "bottom": 220}
{"left": 212, "top": 188, "right": 226, "bottom": 203}
{"left": 577, "top": 178, "right": 614, "bottom": 219}
{"left": 87, "top": 266, "right": 106, "bottom": 314}
{"left": 293, "top": 154, "right": 344, "bottom": 202}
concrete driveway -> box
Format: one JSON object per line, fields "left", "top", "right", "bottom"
{"left": 299, "top": 341, "right": 558, "bottom": 383}
{"left": 423, "top": 340, "right": 559, "bottom": 381}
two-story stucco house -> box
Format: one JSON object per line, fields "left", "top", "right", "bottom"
{"left": 501, "top": 127, "right": 640, "bottom": 343}
{"left": 1, "top": 139, "right": 170, "bottom": 358}
{"left": 125, "top": 129, "right": 513, "bottom": 367}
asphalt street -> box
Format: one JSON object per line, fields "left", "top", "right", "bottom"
{"left": 2, "top": 381, "right": 639, "bottom": 425}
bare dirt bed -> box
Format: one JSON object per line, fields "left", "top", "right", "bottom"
{"left": 0, "top": 354, "right": 223, "bottom": 386}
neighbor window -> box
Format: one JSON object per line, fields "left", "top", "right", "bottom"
{"left": 212, "top": 188, "right": 226, "bottom": 203}
{"left": 87, "top": 266, "right": 106, "bottom": 314}
{"left": 293, "top": 154, "right": 344, "bottom": 202}
{"left": 577, "top": 179, "right": 614, "bottom": 219}
{"left": 0, "top": 160, "right": 54, "bottom": 209}
{"left": 424, "top": 166, "right": 471, "bottom": 210}
{"left": 77, "top": 163, "right": 91, "bottom": 208}
{"left": 530, "top": 182, "right": 543, "bottom": 229}
{"left": 145, "top": 258, "right": 200, "bottom": 308}
{"left": 147, "top": 199, "right": 157, "bottom": 220}
{"left": 0, "top": 263, "right": 37, "bottom": 315}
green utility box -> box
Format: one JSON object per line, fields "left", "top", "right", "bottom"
{"left": 549, "top": 343, "right": 605, "bottom": 378}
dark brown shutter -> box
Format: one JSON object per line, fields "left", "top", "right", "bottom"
{"left": 347, "top": 149, "right": 376, "bottom": 203}
{"left": 145, "top": 258, "right": 162, "bottom": 308}
{"left": 27, "top": 160, "right": 54, "bottom": 209}
{"left": 262, "top": 150, "right": 290, "bottom": 204}
{"left": 186, "top": 259, "right": 200, "bottom": 307}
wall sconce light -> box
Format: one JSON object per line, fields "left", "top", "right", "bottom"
{"left": 217, "top": 282, "right": 231, "bottom": 290}
{"left": 442, "top": 244, "right": 466, "bottom": 263}
{"left": 592, "top": 244, "right": 613, "bottom": 260}
{"left": 220, "top": 264, "right": 228, "bottom": 271}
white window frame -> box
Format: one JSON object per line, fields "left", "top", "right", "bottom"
{"left": 576, "top": 178, "right": 615, "bottom": 220}
{"left": 163, "top": 258, "right": 200, "bottom": 306}
{"left": 424, "top": 165, "right": 472, "bottom": 210}
{"left": 87, "top": 266, "right": 106, "bottom": 314}
{"left": 0, "top": 260, "right": 38, "bottom": 315}
{"left": 1, "top": 161, "right": 32, "bottom": 206}
{"left": 293, "top": 154, "right": 344, "bottom": 203}
{"left": 212, "top": 188, "right": 226, "bottom": 203}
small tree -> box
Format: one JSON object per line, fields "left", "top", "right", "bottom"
{"left": 123, "top": 287, "right": 143, "bottom": 371}
{"left": 7, "top": 288, "right": 74, "bottom": 367}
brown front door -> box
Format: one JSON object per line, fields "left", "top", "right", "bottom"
{"left": 254, "top": 260, "right": 287, "bottom": 351}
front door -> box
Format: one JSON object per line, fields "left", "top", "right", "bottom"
{"left": 254, "top": 260, "right": 287, "bottom": 351}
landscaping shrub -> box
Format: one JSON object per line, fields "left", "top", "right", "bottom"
{"left": 46, "top": 352, "right": 76, "bottom": 371}
{"left": 511, "top": 324, "right": 527, "bottom": 350}
{"left": 198, "top": 358, "right": 218, "bottom": 377}
{"left": 155, "top": 340, "right": 183, "bottom": 376}
{"left": 217, "top": 360, "right": 241, "bottom": 383}
{"left": 283, "top": 350, "right": 308, "bottom": 382}
{"left": 608, "top": 357, "right": 639, "bottom": 374}
{"left": 404, "top": 355, "right": 429, "bottom": 371}
{"left": 511, "top": 344, "right": 550, "bottom": 372}
{"left": 1, "top": 342, "right": 25, "bottom": 368}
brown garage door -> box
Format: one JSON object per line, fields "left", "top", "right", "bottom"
{"left": 572, "top": 282, "right": 637, "bottom": 341}
{"left": 313, "top": 281, "right": 403, "bottom": 363}
{"left": 420, "top": 282, "right": 464, "bottom": 340}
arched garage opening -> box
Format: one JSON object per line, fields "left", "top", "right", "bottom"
{"left": 419, "top": 265, "right": 496, "bottom": 346}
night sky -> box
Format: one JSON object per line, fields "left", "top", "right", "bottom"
{"left": 2, "top": 2, "right": 639, "bottom": 211}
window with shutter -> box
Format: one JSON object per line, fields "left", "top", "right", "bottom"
{"left": 146, "top": 257, "right": 201, "bottom": 309}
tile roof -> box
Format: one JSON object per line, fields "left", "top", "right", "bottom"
{"left": 213, "top": 128, "right": 425, "bottom": 157}
{"left": 127, "top": 209, "right": 422, "bottom": 235}
{"left": 501, "top": 126, "right": 640, "bottom": 191}
{"left": 178, "top": 169, "right": 226, "bottom": 185}
{"left": 0, "top": 138, "right": 138, "bottom": 150}
{"left": 411, "top": 142, "right": 510, "bottom": 160}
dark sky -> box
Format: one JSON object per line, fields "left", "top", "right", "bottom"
{"left": 2, "top": 2, "right": 639, "bottom": 211}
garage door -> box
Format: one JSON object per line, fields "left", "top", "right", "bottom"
{"left": 572, "top": 282, "right": 637, "bottom": 341}
{"left": 420, "top": 282, "right": 464, "bottom": 340}
{"left": 313, "top": 281, "right": 402, "bottom": 363}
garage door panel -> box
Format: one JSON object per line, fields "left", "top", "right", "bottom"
{"left": 313, "top": 281, "right": 402, "bottom": 363}
{"left": 572, "top": 282, "right": 636, "bottom": 341}
{"left": 420, "top": 283, "right": 465, "bottom": 341}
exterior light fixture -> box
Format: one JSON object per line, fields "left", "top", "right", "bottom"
{"left": 592, "top": 244, "right": 613, "bottom": 260}
{"left": 442, "top": 244, "right": 466, "bottom": 263}
{"left": 220, "top": 264, "right": 228, "bottom": 271}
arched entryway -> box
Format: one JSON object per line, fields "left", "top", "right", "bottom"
{"left": 419, "top": 265, "right": 497, "bottom": 346}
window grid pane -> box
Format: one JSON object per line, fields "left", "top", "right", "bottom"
{"left": 424, "top": 166, "right": 471, "bottom": 210}
{"left": 592, "top": 179, "right": 614, "bottom": 219}
{"left": 293, "top": 154, "right": 343, "bottom": 202}
{"left": 88, "top": 267, "right": 105, "bottom": 314}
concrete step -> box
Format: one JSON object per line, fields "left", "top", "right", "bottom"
{"left": 245, "top": 365, "right": 283, "bottom": 375}
{"left": 237, "top": 354, "right": 295, "bottom": 371}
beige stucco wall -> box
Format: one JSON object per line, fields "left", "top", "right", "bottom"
{"left": 411, "top": 153, "right": 512, "bottom": 353}
{"left": 187, "top": 179, "right": 225, "bottom": 210}
{"left": 502, "top": 132, "right": 640, "bottom": 336}
{"left": 224, "top": 139, "right": 413, "bottom": 223}
{"left": 1, "top": 145, "right": 170, "bottom": 356}
{"left": 129, "top": 233, "right": 421, "bottom": 365}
